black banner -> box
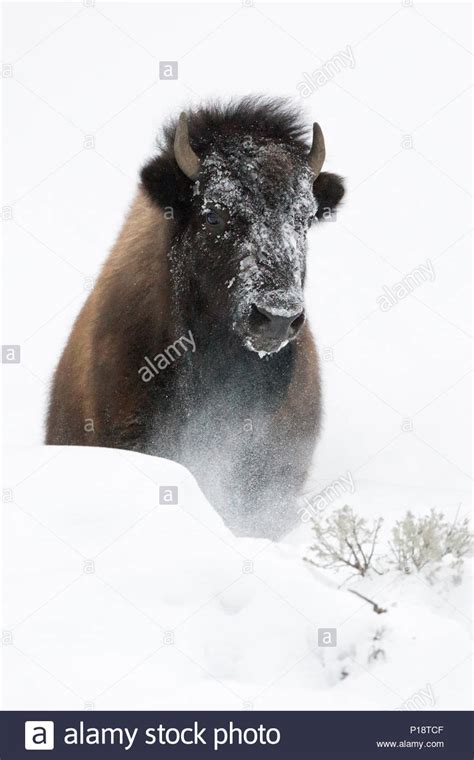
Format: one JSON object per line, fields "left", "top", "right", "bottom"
{"left": 0, "top": 710, "right": 472, "bottom": 759}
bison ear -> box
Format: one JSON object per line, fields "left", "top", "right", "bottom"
{"left": 313, "top": 172, "right": 345, "bottom": 221}
{"left": 140, "top": 156, "right": 192, "bottom": 217}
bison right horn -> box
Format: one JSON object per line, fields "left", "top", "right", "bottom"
{"left": 308, "top": 122, "right": 325, "bottom": 177}
{"left": 174, "top": 112, "right": 201, "bottom": 180}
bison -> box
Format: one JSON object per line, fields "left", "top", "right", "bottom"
{"left": 46, "top": 97, "right": 344, "bottom": 538}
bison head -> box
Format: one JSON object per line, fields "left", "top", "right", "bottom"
{"left": 141, "top": 99, "right": 344, "bottom": 356}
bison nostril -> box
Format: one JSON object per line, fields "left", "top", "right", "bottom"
{"left": 291, "top": 312, "right": 305, "bottom": 332}
{"left": 249, "top": 303, "right": 272, "bottom": 328}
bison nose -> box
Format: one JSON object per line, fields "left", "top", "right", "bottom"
{"left": 250, "top": 303, "right": 305, "bottom": 342}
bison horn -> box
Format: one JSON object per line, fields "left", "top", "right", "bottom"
{"left": 174, "top": 112, "right": 201, "bottom": 180}
{"left": 308, "top": 122, "right": 325, "bottom": 177}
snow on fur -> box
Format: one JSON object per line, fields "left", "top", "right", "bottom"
{"left": 196, "top": 136, "right": 317, "bottom": 354}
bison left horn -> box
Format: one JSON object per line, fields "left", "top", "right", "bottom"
{"left": 174, "top": 112, "right": 201, "bottom": 180}
{"left": 308, "top": 122, "right": 325, "bottom": 177}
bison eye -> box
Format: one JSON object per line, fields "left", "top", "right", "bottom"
{"left": 205, "top": 210, "right": 223, "bottom": 227}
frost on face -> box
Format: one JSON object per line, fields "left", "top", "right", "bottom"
{"left": 197, "top": 135, "right": 317, "bottom": 337}
{"left": 244, "top": 337, "right": 289, "bottom": 360}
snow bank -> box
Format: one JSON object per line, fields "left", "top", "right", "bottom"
{"left": 3, "top": 446, "right": 471, "bottom": 710}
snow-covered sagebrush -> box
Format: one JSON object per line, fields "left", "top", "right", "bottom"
{"left": 389, "top": 509, "right": 473, "bottom": 580}
{"left": 305, "top": 505, "right": 383, "bottom": 576}
{"left": 306, "top": 504, "right": 472, "bottom": 586}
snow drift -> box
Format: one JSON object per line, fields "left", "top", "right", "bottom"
{"left": 2, "top": 446, "right": 471, "bottom": 710}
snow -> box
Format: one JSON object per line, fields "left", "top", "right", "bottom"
{"left": 3, "top": 446, "right": 471, "bottom": 710}
{"left": 244, "top": 337, "right": 289, "bottom": 358}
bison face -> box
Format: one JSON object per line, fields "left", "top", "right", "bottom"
{"left": 141, "top": 110, "right": 344, "bottom": 356}
{"left": 186, "top": 139, "right": 317, "bottom": 356}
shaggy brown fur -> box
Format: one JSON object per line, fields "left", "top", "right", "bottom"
{"left": 47, "top": 192, "right": 174, "bottom": 450}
